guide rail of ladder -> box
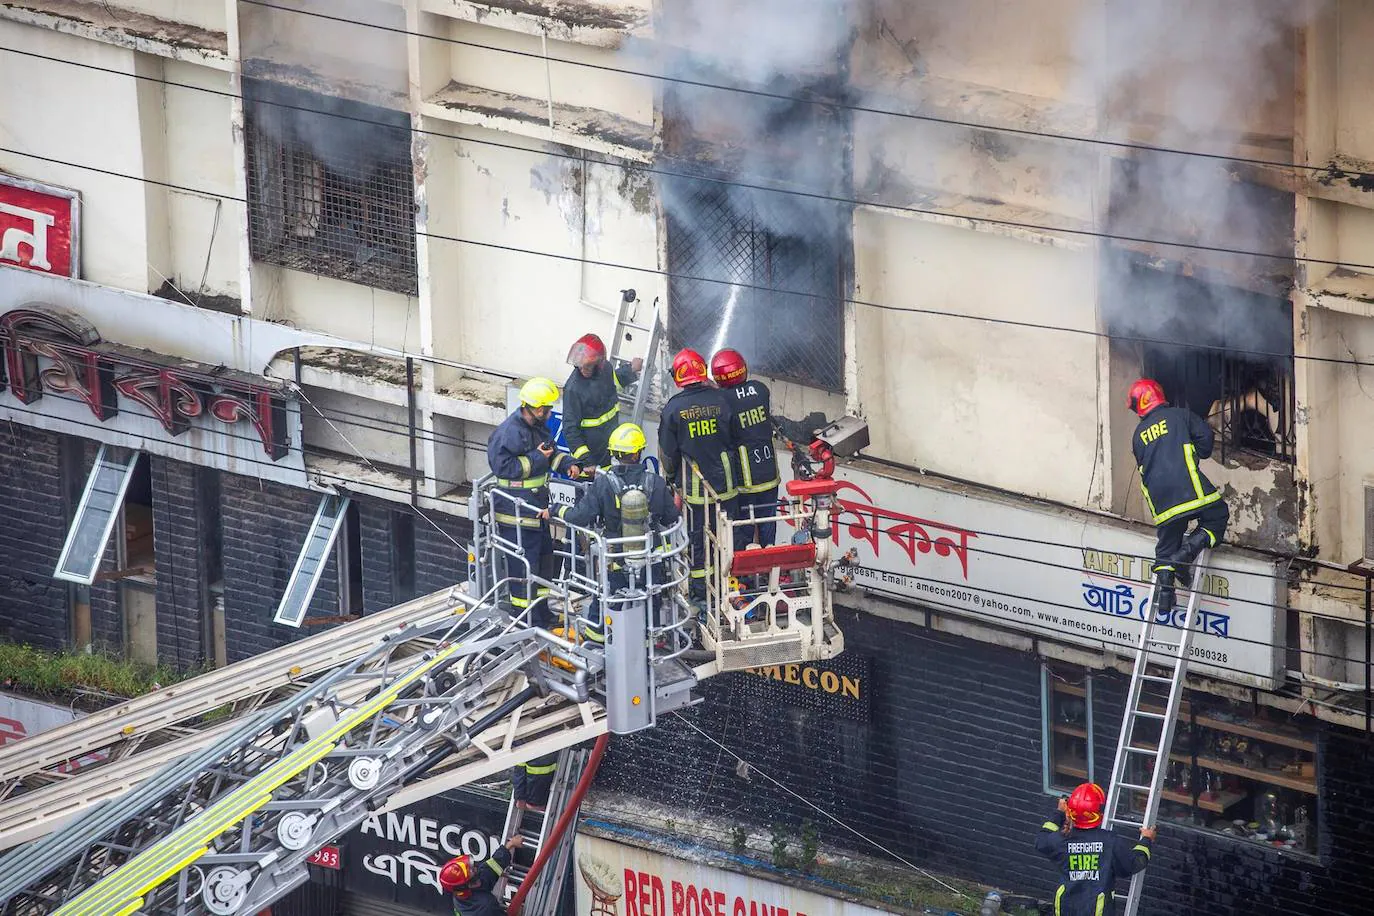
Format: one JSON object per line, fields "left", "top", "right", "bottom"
{"left": 1103, "top": 550, "right": 1213, "bottom": 916}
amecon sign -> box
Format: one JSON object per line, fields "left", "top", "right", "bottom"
{"left": 815, "top": 463, "right": 1284, "bottom": 690}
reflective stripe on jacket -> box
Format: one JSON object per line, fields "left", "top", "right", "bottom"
{"left": 1131, "top": 405, "right": 1221, "bottom": 525}
{"left": 562, "top": 360, "right": 638, "bottom": 466}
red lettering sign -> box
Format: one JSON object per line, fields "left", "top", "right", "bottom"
{"left": 307, "top": 845, "right": 341, "bottom": 870}
{"left": 0, "top": 716, "right": 27, "bottom": 745}
{"left": 0, "top": 175, "right": 79, "bottom": 278}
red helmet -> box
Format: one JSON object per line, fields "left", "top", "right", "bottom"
{"left": 710, "top": 348, "right": 748, "bottom": 387}
{"left": 672, "top": 348, "right": 709, "bottom": 387}
{"left": 1128, "top": 378, "right": 1167, "bottom": 418}
{"left": 567, "top": 333, "right": 607, "bottom": 367}
{"left": 1066, "top": 782, "right": 1106, "bottom": 829}
{"left": 439, "top": 855, "right": 475, "bottom": 897}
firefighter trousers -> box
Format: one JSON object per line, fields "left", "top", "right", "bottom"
{"left": 497, "top": 521, "right": 554, "bottom": 628}
{"left": 1153, "top": 500, "right": 1230, "bottom": 576}
{"left": 732, "top": 487, "right": 780, "bottom": 552}
{"left": 686, "top": 501, "right": 725, "bottom": 596}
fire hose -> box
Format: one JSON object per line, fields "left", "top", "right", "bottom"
{"left": 505, "top": 732, "right": 610, "bottom": 916}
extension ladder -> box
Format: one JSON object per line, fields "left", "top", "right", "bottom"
{"left": 499, "top": 746, "right": 590, "bottom": 915}
{"left": 606, "top": 290, "right": 663, "bottom": 427}
{"left": 1103, "top": 549, "right": 1212, "bottom": 916}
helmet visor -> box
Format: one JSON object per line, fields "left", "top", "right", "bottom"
{"left": 567, "top": 341, "right": 602, "bottom": 367}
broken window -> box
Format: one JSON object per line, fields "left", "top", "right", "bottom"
{"left": 54, "top": 445, "right": 142, "bottom": 586}
{"left": 274, "top": 493, "right": 351, "bottom": 627}
{"left": 1107, "top": 256, "right": 1295, "bottom": 464}
{"left": 243, "top": 79, "right": 417, "bottom": 295}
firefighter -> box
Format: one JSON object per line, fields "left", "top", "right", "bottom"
{"left": 511, "top": 752, "right": 559, "bottom": 811}
{"left": 658, "top": 348, "right": 739, "bottom": 597}
{"left": 562, "top": 333, "right": 643, "bottom": 472}
{"left": 711, "top": 347, "right": 780, "bottom": 550}
{"left": 439, "top": 834, "right": 525, "bottom": 916}
{"left": 1128, "top": 378, "right": 1230, "bottom": 614}
{"left": 1035, "top": 782, "right": 1155, "bottom": 916}
{"left": 544, "top": 422, "right": 679, "bottom": 642}
{"left": 487, "top": 377, "right": 580, "bottom": 627}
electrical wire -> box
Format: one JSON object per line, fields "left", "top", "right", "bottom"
{"left": 0, "top": 43, "right": 1344, "bottom": 286}
{"left": 2, "top": 134, "right": 1369, "bottom": 375}
{"left": 234, "top": 0, "right": 1372, "bottom": 183}
{"left": 670, "top": 712, "right": 973, "bottom": 900}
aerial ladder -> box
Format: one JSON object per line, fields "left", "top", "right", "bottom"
{"left": 496, "top": 746, "right": 590, "bottom": 911}
{"left": 1102, "top": 550, "right": 1214, "bottom": 916}
{"left": 0, "top": 419, "right": 860, "bottom": 916}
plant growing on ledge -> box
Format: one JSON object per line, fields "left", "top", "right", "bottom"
{"left": 0, "top": 643, "right": 191, "bottom": 702}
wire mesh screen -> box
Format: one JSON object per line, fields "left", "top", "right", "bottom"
{"left": 665, "top": 180, "right": 845, "bottom": 391}
{"left": 1143, "top": 343, "right": 1295, "bottom": 464}
{"left": 243, "top": 79, "right": 417, "bottom": 296}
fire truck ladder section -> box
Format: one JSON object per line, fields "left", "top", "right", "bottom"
{"left": 0, "top": 468, "right": 848, "bottom": 916}
{"left": 498, "top": 746, "right": 591, "bottom": 914}
{"left": 1103, "top": 549, "right": 1213, "bottom": 916}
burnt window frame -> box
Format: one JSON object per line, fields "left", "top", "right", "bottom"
{"left": 243, "top": 78, "right": 418, "bottom": 295}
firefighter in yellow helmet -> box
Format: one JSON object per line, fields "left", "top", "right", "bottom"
{"left": 486, "top": 377, "right": 579, "bottom": 627}
{"left": 543, "top": 422, "right": 679, "bottom": 643}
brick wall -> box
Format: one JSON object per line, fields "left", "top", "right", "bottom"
{"left": 219, "top": 473, "right": 340, "bottom": 663}
{"left": 0, "top": 425, "right": 68, "bottom": 650}
{"left": 598, "top": 607, "right": 1374, "bottom": 916}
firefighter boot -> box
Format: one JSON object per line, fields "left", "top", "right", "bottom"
{"left": 1154, "top": 568, "right": 1177, "bottom": 616}
{"left": 1171, "top": 529, "right": 1212, "bottom": 590}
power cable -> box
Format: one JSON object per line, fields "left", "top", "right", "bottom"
{"left": 670, "top": 712, "right": 973, "bottom": 900}
{"left": 0, "top": 45, "right": 1337, "bottom": 283}
{"left": 0, "top": 136, "right": 1367, "bottom": 373}
{"left": 234, "top": 0, "right": 1369, "bottom": 183}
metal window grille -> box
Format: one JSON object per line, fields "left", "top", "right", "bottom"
{"left": 54, "top": 445, "right": 142, "bottom": 585}
{"left": 243, "top": 79, "right": 417, "bottom": 295}
{"left": 1364, "top": 486, "right": 1374, "bottom": 562}
{"left": 1143, "top": 343, "right": 1295, "bottom": 464}
{"left": 665, "top": 181, "right": 845, "bottom": 390}
{"left": 274, "top": 494, "right": 351, "bottom": 627}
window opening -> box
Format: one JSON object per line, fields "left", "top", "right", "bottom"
{"left": 1042, "top": 667, "right": 1095, "bottom": 793}
{"left": 243, "top": 79, "right": 417, "bottom": 295}
{"left": 274, "top": 494, "right": 351, "bottom": 627}
{"left": 337, "top": 501, "right": 364, "bottom": 615}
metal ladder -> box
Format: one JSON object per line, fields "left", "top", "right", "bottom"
{"left": 606, "top": 290, "right": 663, "bottom": 427}
{"left": 500, "top": 746, "right": 591, "bottom": 915}
{"left": 1103, "top": 549, "right": 1212, "bottom": 916}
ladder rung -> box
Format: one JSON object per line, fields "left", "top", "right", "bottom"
{"left": 1126, "top": 744, "right": 1159, "bottom": 755}
{"left": 1116, "top": 782, "right": 1151, "bottom": 792}
{"left": 1133, "top": 710, "right": 1167, "bottom": 720}
{"left": 618, "top": 321, "right": 654, "bottom": 332}
{"left": 1141, "top": 674, "right": 1175, "bottom": 684}
{"left": 1112, "top": 817, "right": 1144, "bottom": 828}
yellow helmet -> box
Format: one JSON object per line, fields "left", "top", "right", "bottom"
{"left": 608, "top": 422, "right": 647, "bottom": 456}
{"left": 518, "top": 377, "right": 559, "bottom": 409}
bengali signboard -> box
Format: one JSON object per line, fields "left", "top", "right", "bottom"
{"left": 817, "top": 464, "right": 1284, "bottom": 690}
{"left": 0, "top": 173, "right": 79, "bottom": 278}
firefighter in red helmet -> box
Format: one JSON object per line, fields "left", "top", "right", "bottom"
{"left": 439, "top": 834, "right": 524, "bottom": 916}
{"left": 659, "top": 347, "right": 740, "bottom": 594}
{"left": 1036, "top": 782, "right": 1155, "bottom": 916}
{"left": 710, "top": 348, "right": 780, "bottom": 550}
{"left": 562, "top": 333, "right": 642, "bottom": 472}
{"left": 1128, "top": 378, "right": 1230, "bottom": 614}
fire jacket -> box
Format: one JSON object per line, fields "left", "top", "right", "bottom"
{"left": 562, "top": 360, "right": 638, "bottom": 468}
{"left": 1131, "top": 405, "right": 1221, "bottom": 525}
{"left": 556, "top": 462, "right": 679, "bottom": 539}
{"left": 658, "top": 383, "right": 740, "bottom": 504}
{"left": 487, "top": 409, "right": 573, "bottom": 528}
{"left": 512, "top": 752, "right": 559, "bottom": 806}
{"left": 1035, "top": 810, "right": 1151, "bottom": 916}
{"left": 720, "top": 379, "right": 779, "bottom": 494}
{"left": 452, "top": 846, "right": 511, "bottom": 916}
